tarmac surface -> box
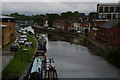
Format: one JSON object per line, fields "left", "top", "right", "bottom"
{"left": 2, "top": 32, "right": 20, "bottom": 71}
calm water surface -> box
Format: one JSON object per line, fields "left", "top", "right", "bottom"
{"left": 46, "top": 34, "right": 119, "bottom": 78}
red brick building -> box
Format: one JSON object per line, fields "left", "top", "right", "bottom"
{"left": 53, "top": 19, "right": 71, "bottom": 30}
{"left": 0, "top": 25, "right": 10, "bottom": 46}
{"left": 53, "top": 20, "right": 70, "bottom": 30}
{"left": 89, "top": 20, "right": 106, "bottom": 38}
{"left": 53, "top": 16, "right": 93, "bottom": 31}
{"left": 99, "top": 20, "right": 120, "bottom": 48}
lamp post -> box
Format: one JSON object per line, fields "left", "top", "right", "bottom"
{"left": 23, "top": 48, "right": 28, "bottom": 60}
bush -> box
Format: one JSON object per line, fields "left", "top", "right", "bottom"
{"left": 82, "top": 38, "right": 92, "bottom": 48}
{"left": 107, "top": 48, "right": 120, "bottom": 68}
{"left": 2, "top": 66, "right": 19, "bottom": 80}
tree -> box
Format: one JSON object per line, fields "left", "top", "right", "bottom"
{"left": 46, "top": 13, "right": 60, "bottom": 27}
{"left": 74, "top": 11, "right": 85, "bottom": 17}
{"left": 32, "top": 15, "right": 44, "bottom": 26}
{"left": 61, "top": 11, "right": 73, "bottom": 18}
{"left": 88, "top": 12, "right": 98, "bottom": 19}
{"left": 107, "top": 48, "right": 120, "bottom": 67}
{"left": 10, "top": 12, "right": 32, "bottom": 21}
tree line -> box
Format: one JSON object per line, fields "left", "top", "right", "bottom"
{"left": 9, "top": 11, "right": 97, "bottom": 27}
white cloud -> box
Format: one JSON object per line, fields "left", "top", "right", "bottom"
{"left": 2, "top": 2, "right": 98, "bottom": 15}
{"left": 1, "top": 0, "right": 120, "bottom": 15}
{"left": 1, "top": 0, "right": 120, "bottom": 2}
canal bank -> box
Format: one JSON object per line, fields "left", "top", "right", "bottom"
{"left": 33, "top": 27, "right": 120, "bottom": 69}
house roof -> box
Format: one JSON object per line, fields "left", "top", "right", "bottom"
{"left": 101, "top": 20, "right": 120, "bottom": 29}
{"left": 0, "top": 25, "right": 8, "bottom": 28}
{"left": 0, "top": 15, "right": 14, "bottom": 19}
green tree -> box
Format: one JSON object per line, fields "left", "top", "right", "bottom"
{"left": 107, "top": 48, "right": 120, "bottom": 67}
{"left": 32, "top": 15, "right": 44, "bottom": 26}
{"left": 46, "top": 13, "right": 60, "bottom": 27}
{"left": 88, "top": 12, "right": 98, "bottom": 19}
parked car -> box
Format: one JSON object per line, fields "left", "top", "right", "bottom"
{"left": 25, "top": 42, "right": 33, "bottom": 46}
{"left": 10, "top": 43, "right": 19, "bottom": 51}
{"left": 18, "top": 39, "right": 25, "bottom": 44}
{"left": 19, "top": 38, "right": 28, "bottom": 42}
{"left": 20, "top": 35, "right": 28, "bottom": 38}
{"left": 21, "top": 31, "right": 28, "bottom": 35}
{"left": 76, "top": 31, "right": 83, "bottom": 34}
{"left": 21, "top": 28, "right": 27, "bottom": 33}
{"left": 18, "top": 30, "right": 21, "bottom": 33}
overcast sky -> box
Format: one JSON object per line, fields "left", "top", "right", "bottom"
{"left": 1, "top": 0, "right": 120, "bottom": 15}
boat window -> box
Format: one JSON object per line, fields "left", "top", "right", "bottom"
{"left": 54, "top": 71, "right": 57, "bottom": 78}
{"left": 45, "top": 71, "right": 48, "bottom": 78}
{"left": 36, "top": 52, "right": 44, "bottom": 56}
{"left": 49, "top": 71, "right": 54, "bottom": 79}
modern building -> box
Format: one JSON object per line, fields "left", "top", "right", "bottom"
{"left": 97, "top": 2, "right": 120, "bottom": 20}
{"left": 0, "top": 25, "right": 10, "bottom": 46}
{"left": 1, "top": 16, "right": 16, "bottom": 35}
{"left": 0, "top": 15, "right": 16, "bottom": 47}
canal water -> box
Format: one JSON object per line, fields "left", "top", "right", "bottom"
{"left": 46, "top": 34, "right": 119, "bottom": 78}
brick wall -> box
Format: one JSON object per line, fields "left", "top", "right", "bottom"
{"left": 108, "top": 23, "right": 120, "bottom": 48}
{"left": 2, "top": 27, "right": 10, "bottom": 46}
{"left": 2, "top": 23, "right": 16, "bottom": 35}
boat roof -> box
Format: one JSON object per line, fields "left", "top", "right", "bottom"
{"left": 0, "top": 25, "right": 8, "bottom": 28}
{"left": 31, "top": 57, "right": 42, "bottom": 73}
{"left": 36, "top": 50, "right": 45, "bottom": 53}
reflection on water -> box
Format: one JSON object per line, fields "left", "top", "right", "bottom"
{"left": 46, "top": 34, "right": 118, "bottom": 78}
{"left": 48, "top": 34, "right": 82, "bottom": 45}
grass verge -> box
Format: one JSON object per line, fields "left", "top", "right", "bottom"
{"left": 2, "top": 35, "right": 37, "bottom": 80}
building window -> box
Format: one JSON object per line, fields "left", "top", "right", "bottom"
{"left": 105, "top": 14, "right": 107, "bottom": 19}
{"left": 110, "top": 7, "right": 114, "bottom": 13}
{"left": 118, "top": 14, "right": 120, "bottom": 19}
{"left": 115, "top": 7, "right": 120, "bottom": 12}
{"left": 113, "top": 14, "right": 117, "bottom": 19}
{"left": 102, "top": 14, "right": 106, "bottom": 19}
{"left": 99, "top": 7, "right": 103, "bottom": 13}
{"left": 98, "top": 14, "right": 102, "bottom": 19}
{"left": 105, "top": 7, "right": 109, "bottom": 13}
{"left": 107, "top": 14, "right": 111, "bottom": 19}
